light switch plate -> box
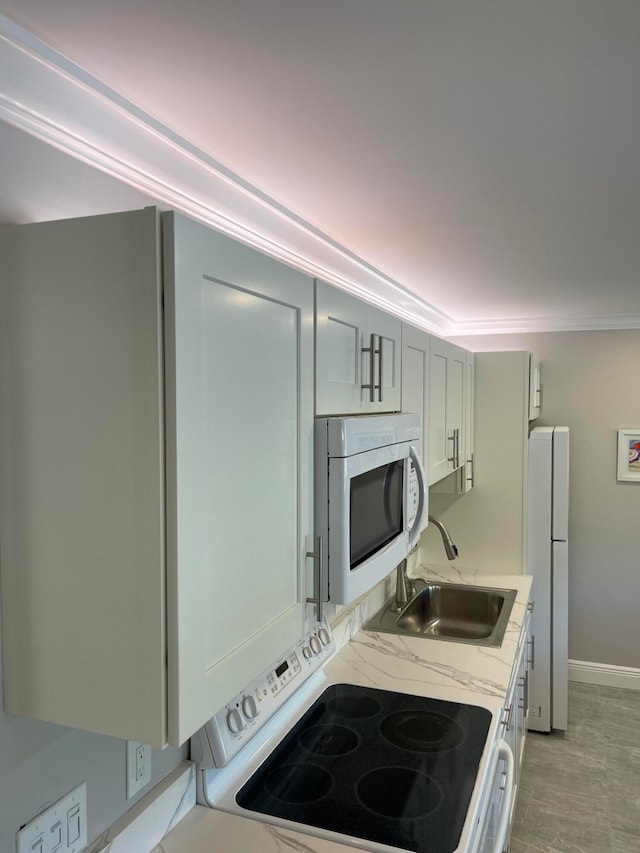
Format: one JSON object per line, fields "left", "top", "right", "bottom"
{"left": 16, "top": 782, "right": 87, "bottom": 853}
{"left": 126, "top": 741, "right": 151, "bottom": 799}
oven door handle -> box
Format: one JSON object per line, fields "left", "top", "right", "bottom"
{"left": 492, "top": 739, "right": 515, "bottom": 853}
{"left": 408, "top": 445, "right": 427, "bottom": 550}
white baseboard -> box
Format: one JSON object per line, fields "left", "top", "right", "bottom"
{"left": 569, "top": 659, "right": 640, "bottom": 692}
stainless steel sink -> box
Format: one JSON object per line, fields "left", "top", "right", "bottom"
{"left": 364, "top": 581, "right": 517, "bottom": 647}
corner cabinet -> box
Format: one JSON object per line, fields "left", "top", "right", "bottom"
{"left": 428, "top": 337, "right": 467, "bottom": 486}
{"left": 0, "top": 208, "right": 314, "bottom": 748}
{"left": 315, "top": 280, "right": 401, "bottom": 415}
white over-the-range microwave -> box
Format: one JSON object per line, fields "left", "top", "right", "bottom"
{"left": 313, "top": 412, "right": 427, "bottom": 605}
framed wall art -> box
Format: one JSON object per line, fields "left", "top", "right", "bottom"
{"left": 617, "top": 429, "right": 640, "bottom": 482}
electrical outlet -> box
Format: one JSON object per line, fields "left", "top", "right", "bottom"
{"left": 126, "top": 741, "right": 151, "bottom": 799}
{"left": 16, "top": 782, "right": 87, "bottom": 853}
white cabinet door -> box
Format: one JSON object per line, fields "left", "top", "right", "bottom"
{"left": 428, "top": 337, "right": 467, "bottom": 486}
{"left": 315, "top": 280, "right": 367, "bottom": 415}
{"left": 164, "top": 212, "right": 313, "bottom": 746}
{"left": 315, "top": 280, "right": 401, "bottom": 415}
{"left": 367, "top": 305, "right": 402, "bottom": 413}
{"left": 401, "top": 323, "right": 430, "bottom": 533}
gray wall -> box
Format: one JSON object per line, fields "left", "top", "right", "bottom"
{"left": 451, "top": 330, "right": 640, "bottom": 669}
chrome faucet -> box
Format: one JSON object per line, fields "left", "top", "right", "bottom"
{"left": 394, "top": 558, "right": 415, "bottom": 612}
{"left": 428, "top": 515, "right": 459, "bottom": 561}
{"left": 393, "top": 517, "right": 459, "bottom": 612}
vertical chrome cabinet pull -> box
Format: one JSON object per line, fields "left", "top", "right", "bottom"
{"left": 377, "top": 335, "right": 383, "bottom": 402}
{"left": 305, "top": 536, "right": 324, "bottom": 623}
{"left": 466, "top": 452, "right": 475, "bottom": 485}
{"left": 500, "top": 703, "right": 513, "bottom": 730}
{"left": 361, "top": 333, "right": 376, "bottom": 403}
{"left": 527, "top": 635, "right": 535, "bottom": 670}
{"left": 448, "top": 428, "right": 461, "bottom": 469}
{"left": 448, "top": 433, "right": 456, "bottom": 466}
{"left": 527, "top": 601, "right": 535, "bottom": 612}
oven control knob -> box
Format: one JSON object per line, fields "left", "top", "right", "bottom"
{"left": 309, "top": 635, "right": 322, "bottom": 655}
{"left": 242, "top": 695, "right": 259, "bottom": 720}
{"left": 318, "top": 628, "right": 330, "bottom": 646}
{"left": 302, "top": 646, "right": 313, "bottom": 659}
{"left": 226, "top": 708, "right": 245, "bottom": 735}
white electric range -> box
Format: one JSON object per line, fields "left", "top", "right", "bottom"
{"left": 191, "top": 617, "right": 512, "bottom": 853}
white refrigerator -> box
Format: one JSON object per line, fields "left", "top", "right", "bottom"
{"left": 527, "top": 426, "right": 570, "bottom": 733}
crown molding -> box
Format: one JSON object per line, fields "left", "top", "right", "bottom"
{"left": 451, "top": 313, "right": 640, "bottom": 336}
{"left": 0, "top": 14, "right": 454, "bottom": 336}
{"left": 2, "top": 15, "right": 638, "bottom": 339}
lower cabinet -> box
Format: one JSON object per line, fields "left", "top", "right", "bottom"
{"left": 0, "top": 208, "right": 314, "bottom": 747}
{"left": 502, "top": 606, "right": 532, "bottom": 849}
{"left": 476, "top": 603, "right": 531, "bottom": 853}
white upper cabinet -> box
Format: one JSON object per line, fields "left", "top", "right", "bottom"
{"left": 428, "top": 337, "right": 467, "bottom": 485}
{"left": 401, "top": 323, "right": 430, "bottom": 532}
{"left": 315, "top": 280, "right": 401, "bottom": 415}
{"left": 164, "top": 213, "right": 313, "bottom": 745}
{"left": 528, "top": 353, "right": 542, "bottom": 420}
{"left": 0, "top": 208, "right": 314, "bottom": 748}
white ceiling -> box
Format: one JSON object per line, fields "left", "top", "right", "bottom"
{"left": 2, "top": 1, "right": 640, "bottom": 334}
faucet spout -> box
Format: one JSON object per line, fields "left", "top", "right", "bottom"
{"left": 428, "top": 515, "right": 459, "bottom": 560}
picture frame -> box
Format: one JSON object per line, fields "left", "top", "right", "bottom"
{"left": 617, "top": 429, "right": 640, "bottom": 482}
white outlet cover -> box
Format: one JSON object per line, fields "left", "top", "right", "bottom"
{"left": 16, "top": 782, "right": 87, "bottom": 853}
{"left": 127, "top": 741, "right": 151, "bottom": 799}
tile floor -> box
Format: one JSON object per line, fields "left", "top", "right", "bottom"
{"left": 509, "top": 682, "right": 640, "bottom": 853}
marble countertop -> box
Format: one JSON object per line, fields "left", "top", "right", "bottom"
{"left": 325, "top": 564, "right": 532, "bottom": 714}
{"left": 151, "top": 565, "right": 532, "bottom": 853}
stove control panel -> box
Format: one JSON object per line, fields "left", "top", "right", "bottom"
{"left": 193, "top": 618, "right": 335, "bottom": 768}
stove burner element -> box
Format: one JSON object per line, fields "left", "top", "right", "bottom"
{"left": 299, "top": 725, "right": 359, "bottom": 757}
{"left": 265, "top": 764, "right": 332, "bottom": 803}
{"left": 327, "top": 695, "right": 380, "bottom": 719}
{"left": 380, "top": 710, "right": 464, "bottom": 753}
{"left": 357, "top": 767, "right": 442, "bottom": 819}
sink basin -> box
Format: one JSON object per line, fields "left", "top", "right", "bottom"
{"left": 364, "top": 581, "right": 517, "bottom": 647}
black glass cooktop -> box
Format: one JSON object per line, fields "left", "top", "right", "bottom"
{"left": 237, "top": 684, "right": 491, "bottom": 853}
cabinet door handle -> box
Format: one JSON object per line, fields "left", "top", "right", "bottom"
{"left": 466, "top": 452, "right": 474, "bottom": 486}
{"left": 377, "top": 335, "right": 383, "bottom": 402}
{"left": 527, "top": 601, "right": 535, "bottom": 613}
{"left": 361, "top": 333, "right": 376, "bottom": 403}
{"left": 448, "top": 430, "right": 460, "bottom": 468}
{"left": 305, "top": 536, "right": 324, "bottom": 623}
{"left": 500, "top": 703, "right": 513, "bottom": 731}
{"left": 527, "top": 635, "right": 535, "bottom": 670}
